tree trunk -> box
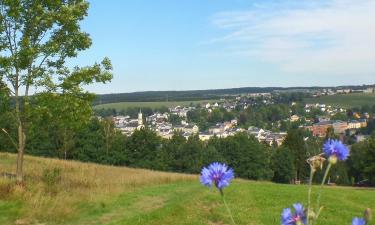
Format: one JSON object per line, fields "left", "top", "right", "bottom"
{"left": 16, "top": 121, "right": 25, "bottom": 184}
{"left": 15, "top": 82, "right": 25, "bottom": 184}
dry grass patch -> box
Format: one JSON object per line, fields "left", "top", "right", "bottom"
{"left": 0, "top": 153, "right": 196, "bottom": 224}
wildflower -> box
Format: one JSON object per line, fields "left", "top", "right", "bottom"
{"left": 323, "top": 139, "right": 349, "bottom": 164}
{"left": 200, "top": 162, "right": 234, "bottom": 191}
{"left": 307, "top": 154, "right": 326, "bottom": 172}
{"left": 352, "top": 217, "right": 366, "bottom": 225}
{"left": 281, "top": 203, "right": 307, "bottom": 225}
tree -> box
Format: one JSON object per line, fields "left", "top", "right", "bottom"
{"left": 159, "top": 132, "right": 186, "bottom": 171}
{"left": 211, "top": 133, "right": 273, "bottom": 180}
{"left": 124, "top": 129, "right": 162, "bottom": 169}
{"left": 348, "top": 133, "right": 375, "bottom": 186}
{"left": 283, "top": 128, "right": 308, "bottom": 182}
{"left": 30, "top": 92, "right": 95, "bottom": 159}
{"left": 271, "top": 147, "right": 295, "bottom": 183}
{"left": 0, "top": 0, "right": 112, "bottom": 183}
{"left": 168, "top": 114, "right": 182, "bottom": 126}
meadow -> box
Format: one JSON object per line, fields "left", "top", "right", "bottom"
{"left": 0, "top": 153, "right": 374, "bottom": 225}
{"left": 305, "top": 93, "right": 375, "bottom": 108}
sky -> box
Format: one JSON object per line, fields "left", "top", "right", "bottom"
{"left": 76, "top": 0, "right": 375, "bottom": 94}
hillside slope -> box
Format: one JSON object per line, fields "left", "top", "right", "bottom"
{"left": 0, "top": 153, "right": 374, "bottom": 225}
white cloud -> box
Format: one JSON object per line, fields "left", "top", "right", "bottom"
{"left": 210, "top": 0, "right": 375, "bottom": 75}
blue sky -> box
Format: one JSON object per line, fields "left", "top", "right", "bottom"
{"left": 77, "top": 0, "right": 375, "bottom": 94}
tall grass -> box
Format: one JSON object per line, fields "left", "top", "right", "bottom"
{"left": 0, "top": 153, "right": 196, "bottom": 223}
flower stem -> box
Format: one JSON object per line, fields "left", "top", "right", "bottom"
{"left": 314, "top": 162, "right": 332, "bottom": 224}
{"left": 307, "top": 168, "right": 315, "bottom": 225}
{"left": 220, "top": 190, "right": 236, "bottom": 225}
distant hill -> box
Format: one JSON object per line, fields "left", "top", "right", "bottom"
{"left": 93, "top": 84, "right": 375, "bottom": 105}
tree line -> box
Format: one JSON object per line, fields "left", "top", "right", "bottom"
{"left": 2, "top": 109, "right": 374, "bottom": 186}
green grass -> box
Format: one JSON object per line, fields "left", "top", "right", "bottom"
{"left": 305, "top": 93, "right": 375, "bottom": 108}
{"left": 71, "top": 182, "right": 375, "bottom": 225}
{"left": 0, "top": 153, "right": 374, "bottom": 225}
{"left": 94, "top": 100, "right": 218, "bottom": 111}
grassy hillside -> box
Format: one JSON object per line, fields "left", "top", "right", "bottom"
{"left": 305, "top": 93, "right": 375, "bottom": 108}
{"left": 94, "top": 100, "right": 217, "bottom": 111}
{"left": 0, "top": 153, "right": 374, "bottom": 225}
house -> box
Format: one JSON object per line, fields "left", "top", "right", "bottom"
{"left": 173, "top": 125, "right": 184, "bottom": 132}
{"left": 184, "top": 124, "right": 199, "bottom": 134}
{"left": 247, "top": 127, "right": 265, "bottom": 139}
{"left": 332, "top": 121, "right": 348, "bottom": 134}
{"left": 114, "top": 111, "right": 144, "bottom": 136}
{"left": 317, "top": 116, "right": 330, "bottom": 122}
{"left": 312, "top": 121, "right": 333, "bottom": 137}
{"left": 169, "top": 106, "right": 190, "bottom": 118}
{"left": 290, "top": 115, "right": 300, "bottom": 122}
{"left": 359, "top": 119, "right": 367, "bottom": 128}
{"left": 118, "top": 122, "right": 138, "bottom": 135}
{"left": 348, "top": 120, "right": 362, "bottom": 129}
{"left": 156, "top": 124, "right": 173, "bottom": 135}
{"left": 222, "top": 122, "right": 233, "bottom": 130}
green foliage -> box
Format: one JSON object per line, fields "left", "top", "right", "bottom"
{"left": 283, "top": 128, "right": 309, "bottom": 181}
{"left": 124, "top": 129, "right": 163, "bottom": 169}
{"left": 331, "top": 112, "right": 348, "bottom": 121}
{"left": 168, "top": 114, "right": 182, "bottom": 126}
{"left": 348, "top": 133, "right": 375, "bottom": 185}
{"left": 360, "top": 119, "right": 375, "bottom": 135}
{"left": 271, "top": 147, "right": 295, "bottom": 183}
{"left": 0, "top": 0, "right": 113, "bottom": 181}
{"left": 209, "top": 133, "right": 273, "bottom": 180}
{"left": 329, "top": 162, "right": 350, "bottom": 185}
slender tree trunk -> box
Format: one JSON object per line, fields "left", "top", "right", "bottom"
{"left": 16, "top": 123, "right": 25, "bottom": 183}
{"left": 15, "top": 85, "right": 25, "bottom": 184}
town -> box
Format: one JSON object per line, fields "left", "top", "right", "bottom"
{"left": 108, "top": 87, "right": 375, "bottom": 146}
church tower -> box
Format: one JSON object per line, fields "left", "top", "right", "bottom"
{"left": 137, "top": 109, "right": 144, "bottom": 129}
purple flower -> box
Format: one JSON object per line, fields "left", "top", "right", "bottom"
{"left": 200, "top": 162, "right": 234, "bottom": 190}
{"left": 281, "top": 203, "right": 307, "bottom": 225}
{"left": 323, "top": 139, "right": 349, "bottom": 162}
{"left": 352, "top": 218, "right": 366, "bottom": 225}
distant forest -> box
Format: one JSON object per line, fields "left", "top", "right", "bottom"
{"left": 93, "top": 85, "right": 375, "bottom": 105}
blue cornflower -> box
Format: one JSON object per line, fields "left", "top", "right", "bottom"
{"left": 352, "top": 217, "right": 366, "bottom": 225}
{"left": 281, "top": 203, "right": 307, "bottom": 225}
{"left": 323, "top": 139, "right": 349, "bottom": 163}
{"left": 200, "top": 162, "right": 234, "bottom": 191}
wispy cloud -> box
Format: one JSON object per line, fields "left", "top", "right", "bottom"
{"left": 209, "top": 0, "right": 375, "bottom": 75}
